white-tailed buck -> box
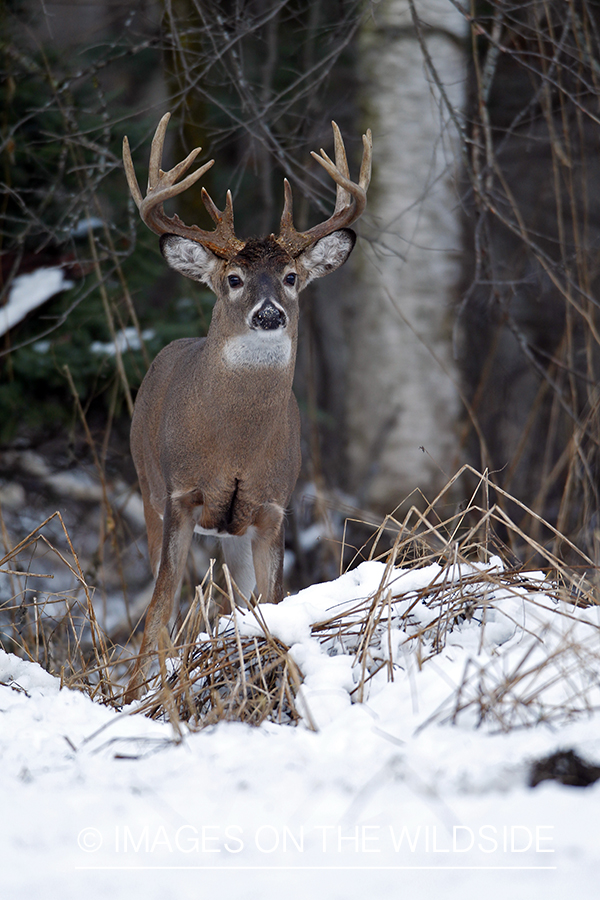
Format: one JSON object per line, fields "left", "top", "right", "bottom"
{"left": 122, "top": 112, "right": 371, "bottom": 702}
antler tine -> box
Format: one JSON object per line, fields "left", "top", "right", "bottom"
{"left": 122, "top": 135, "right": 144, "bottom": 210}
{"left": 359, "top": 129, "right": 373, "bottom": 191}
{"left": 276, "top": 121, "right": 372, "bottom": 257}
{"left": 147, "top": 112, "right": 171, "bottom": 190}
{"left": 310, "top": 123, "right": 372, "bottom": 210}
{"left": 198, "top": 188, "right": 241, "bottom": 255}
{"left": 201, "top": 186, "right": 223, "bottom": 225}
{"left": 279, "top": 178, "right": 295, "bottom": 232}
{"left": 331, "top": 121, "right": 351, "bottom": 214}
{"left": 138, "top": 152, "right": 214, "bottom": 219}
{"left": 123, "top": 112, "right": 245, "bottom": 258}
{"left": 146, "top": 113, "right": 208, "bottom": 196}
{"left": 201, "top": 187, "right": 235, "bottom": 229}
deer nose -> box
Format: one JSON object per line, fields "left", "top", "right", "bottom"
{"left": 251, "top": 299, "right": 286, "bottom": 331}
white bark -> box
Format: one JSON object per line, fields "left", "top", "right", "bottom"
{"left": 347, "top": 0, "right": 466, "bottom": 510}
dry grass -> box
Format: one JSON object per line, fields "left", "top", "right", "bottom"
{"left": 135, "top": 571, "right": 306, "bottom": 730}
{"left": 1, "top": 466, "right": 598, "bottom": 734}
{"left": 0, "top": 510, "right": 117, "bottom": 702}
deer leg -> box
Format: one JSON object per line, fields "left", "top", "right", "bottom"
{"left": 221, "top": 532, "right": 256, "bottom": 608}
{"left": 251, "top": 503, "right": 285, "bottom": 604}
{"left": 135, "top": 465, "right": 163, "bottom": 578}
{"left": 142, "top": 499, "right": 163, "bottom": 579}
{"left": 124, "top": 497, "right": 195, "bottom": 703}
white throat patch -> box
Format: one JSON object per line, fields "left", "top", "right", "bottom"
{"left": 222, "top": 331, "right": 292, "bottom": 369}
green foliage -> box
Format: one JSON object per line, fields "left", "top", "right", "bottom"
{"left": 0, "top": 3, "right": 216, "bottom": 440}
{"left": 0, "top": 231, "right": 214, "bottom": 440}
{"left": 0, "top": 0, "right": 364, "bottom": 443}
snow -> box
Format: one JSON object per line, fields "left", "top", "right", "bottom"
{"left": 90, "top": 327, "right": 155, "bottom": 356}
{"left": 0, "top": 267, "right": 74, "bottom": 338}
{"left": 2, "top": 558, "right": 600, "bottom": 898}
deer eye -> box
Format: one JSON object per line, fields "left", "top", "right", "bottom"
{"left": 228, "top": 274, "right": 243, "bottom": 288}
{"left": 284, "top": 273, "right": 297, "bottom": 286}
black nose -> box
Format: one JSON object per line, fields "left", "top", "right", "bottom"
{"left": 251, "top": 300, "right": 286, "bottom": 330}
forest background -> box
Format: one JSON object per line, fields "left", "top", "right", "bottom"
{"left": 2, "top": 0, "right": 599, "bottom": 649}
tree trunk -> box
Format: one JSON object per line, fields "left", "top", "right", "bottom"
{"left": 342, "top": 0, "right": 466, "bottom": 511}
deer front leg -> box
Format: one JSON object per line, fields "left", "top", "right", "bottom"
{"left": 124, "top": 497, "right": 195, "bottom": 704}
{"left": 251, "top": 503, "right": 286, "bottom": 604}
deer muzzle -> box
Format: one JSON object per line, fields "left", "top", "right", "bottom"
{"left": 251, "top": 299, "right": 287, "bottom": 331}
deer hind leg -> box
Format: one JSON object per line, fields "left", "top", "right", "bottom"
{"left": 135, "top": 466, "right": 163, "bottom": 578}
{"left": 221, "top": 531, "right": 256, "bottom": 609}
{"left": 124, "top": 497, "right": 195, "bottom": 704}
{"left": 142, "top": 499, "right": 164, "bottom": 579}
{"left": 251, "top": 503, "right": 285, "bottom": 605}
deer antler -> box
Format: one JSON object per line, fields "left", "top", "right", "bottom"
{"left": 275, "top": 121, "right": 372, "bottom": 257}
{"left": 123, "top": 112, "right": 245, "bottom": 258}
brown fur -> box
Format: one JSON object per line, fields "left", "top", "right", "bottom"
{"left": 123, "top": 228, "right": 355, "bottom": 702}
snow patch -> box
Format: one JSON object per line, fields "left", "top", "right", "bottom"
{"left": 0, "top": 267, "right": 74, "bottom": 337}
{"left": 3, "top": 562, "right": 600, "bottom": 898}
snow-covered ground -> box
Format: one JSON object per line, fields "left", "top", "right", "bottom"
{"left": 2, "top": 557, "right": 600, "bottom": 899}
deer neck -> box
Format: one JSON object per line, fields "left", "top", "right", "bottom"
{"left": 200, "top": 318, "right": 298, "bottom": 404}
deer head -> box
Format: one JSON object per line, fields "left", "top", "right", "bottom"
{"left": 122, "top": 113, "right": 372, "bottom": 702}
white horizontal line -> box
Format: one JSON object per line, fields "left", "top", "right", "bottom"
{"left": 75, "top": 865, "right": 558, "bottom": 871}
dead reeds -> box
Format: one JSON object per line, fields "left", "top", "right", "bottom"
{"left": 1, "top": 466, "right": 598, "bottom": 735}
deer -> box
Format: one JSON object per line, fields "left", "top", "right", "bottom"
{"left": 121, "top": 112, "right": 372, "bottom": 702}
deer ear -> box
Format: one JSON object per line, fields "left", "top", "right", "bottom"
{"left": 160, "top": 235, "right": 221, "bottom": 288}
{"left": 297, "top": 229, "right": 356, "bottom": 286}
